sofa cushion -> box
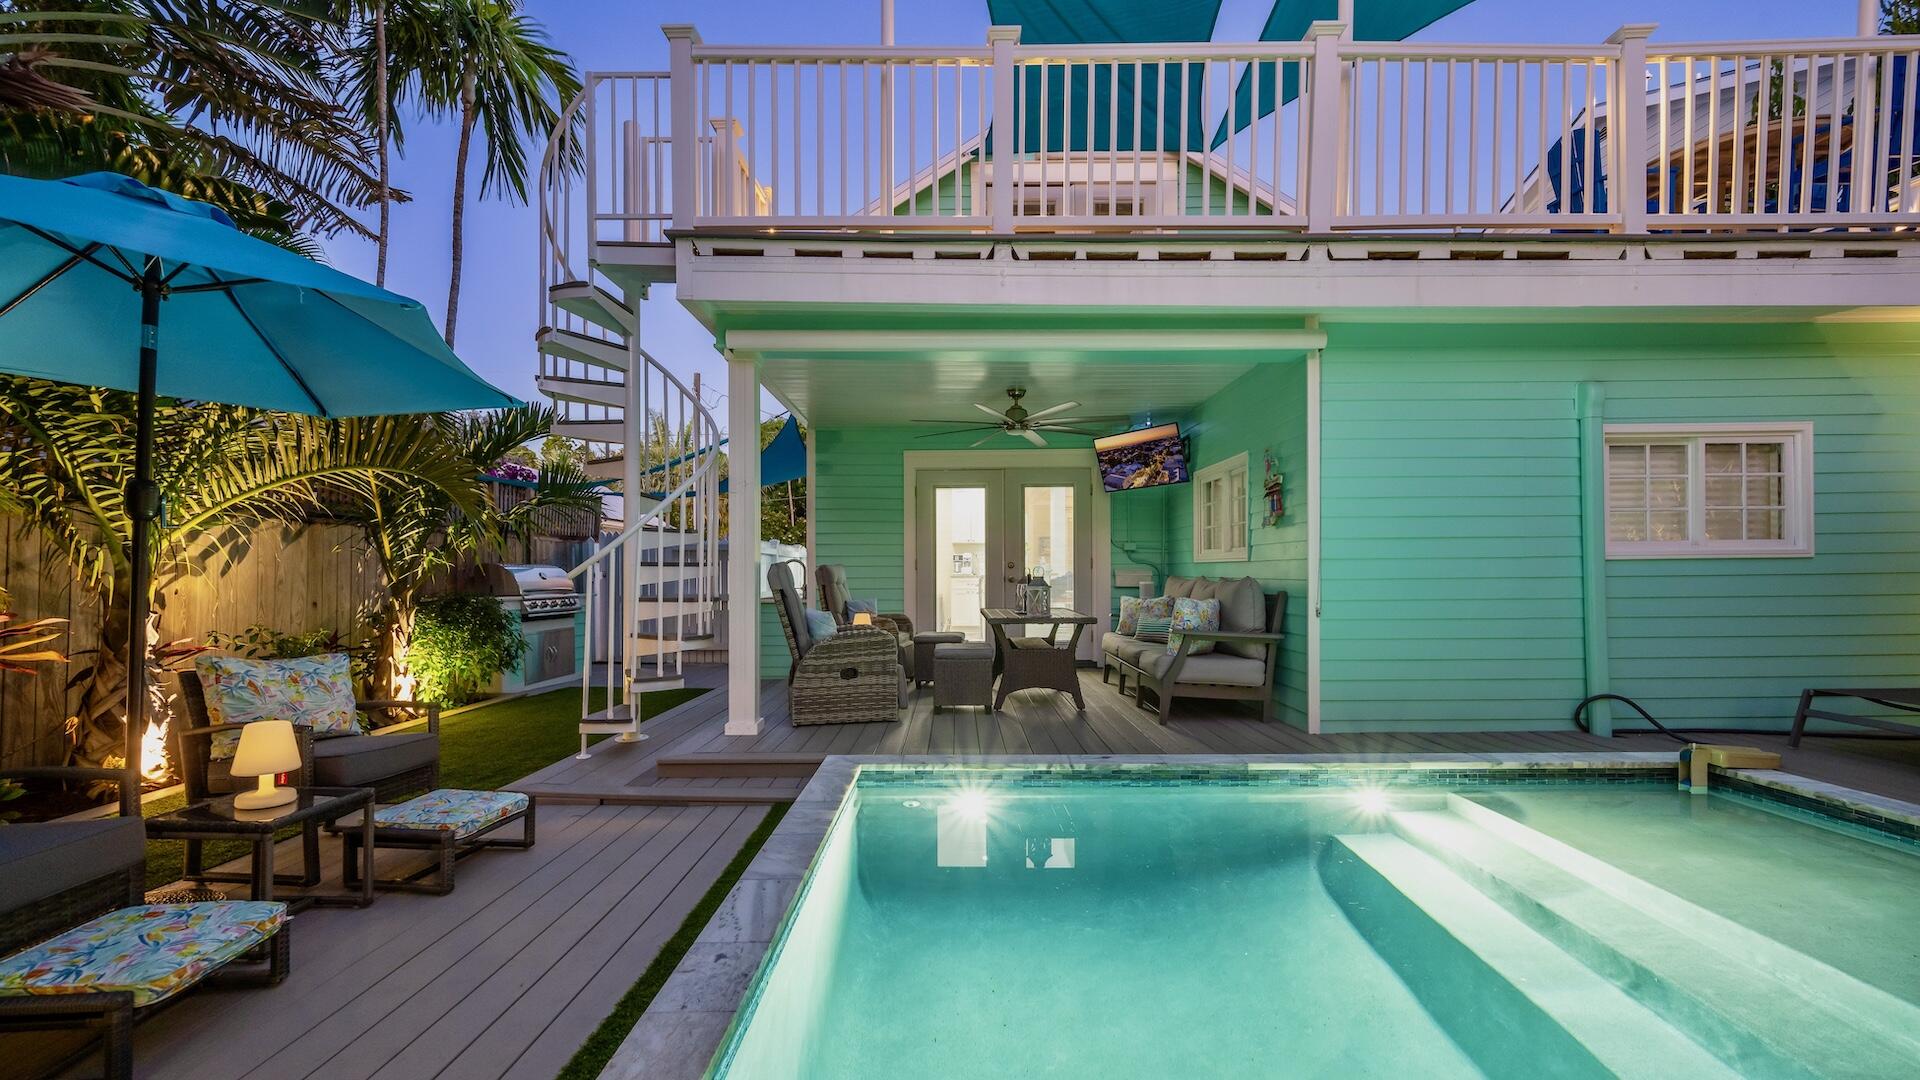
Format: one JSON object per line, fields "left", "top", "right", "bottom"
{"left": 0, "top": 901, "right": 285, "bottom": 1007}
{"left": 1138, "top": 651, "right": 1267, "bottom": 687}
{"left": 1168, "top": 597, "right": 1221, "bottom": 656}
{"left": 195, "top": 653, "right": 360, "bottom": 759}
{"left": 309, "top": 732, "right": 439, "bottom": 789}
{"left": 374, "top": 789, "right": 528, "bottom": 840}
{"left": 1214, "top": 577, "right": 1269, "bottom": 660}
{"left": 0, "top": 818, "right": 146, "bottom": 911}
{"left": 1163, "top": 576, "right": 1196, "bottom": 599}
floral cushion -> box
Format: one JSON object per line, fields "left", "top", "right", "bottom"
{"left": 1123, "top": 596, "right": 1172, "bottom": 637}
{"left": 0, "top": 902, "right": 285, "bottom": 1008}
{"left": 197, "top": 653, "right": 360, "bottom": 759}
{"left": 1116, "top": 596, "right": 1140, "bottom": 635}
{"left": 1168, "top": 597, "right": 1221, "bottom": 656}
{"left": 374, "top": 788, "right": 529, "bottom": 840}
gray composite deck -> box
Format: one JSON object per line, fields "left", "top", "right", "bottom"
{"left": 68, "top": 664, "right": 1920, "bottom": 1079}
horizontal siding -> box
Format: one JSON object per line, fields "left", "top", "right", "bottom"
{"left": 1318, "top": 324, "right": 1920, "bottom": 733}
{"left": 1165, "top": 360, "right": 1310, "bottom": 727}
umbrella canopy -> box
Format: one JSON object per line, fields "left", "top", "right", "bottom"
{"left": 0, "top": 172, "right": 516, "bottom": 415}
{"left": 0, "top": 172, "right": 519, "bottom": 812}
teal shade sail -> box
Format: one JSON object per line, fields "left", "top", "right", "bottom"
{"left": 987, "top": 0, "right": 1221, "bottom": 154}
{"left": 1210, "top": 0, "right": 1477, "bottom": 148}
{"left": 719, "top": 415, "right": 807, "bottom": 494}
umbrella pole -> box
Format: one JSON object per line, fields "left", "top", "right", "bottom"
{"left": 122, "top": 259, "right": 162, "bottom": 817}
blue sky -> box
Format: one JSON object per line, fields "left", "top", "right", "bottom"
{"left": 316, "top": 1, "right": 1863, "bottom": 426}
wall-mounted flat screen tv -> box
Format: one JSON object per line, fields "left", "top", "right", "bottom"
{"left": 1095, "top": 424, "right": 1189, "bottom": 492}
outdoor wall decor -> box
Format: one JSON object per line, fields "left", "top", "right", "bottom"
{"left": 1263, "top": 450, "right": 1285, "bottom": 527}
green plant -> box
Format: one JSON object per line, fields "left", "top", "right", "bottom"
{"left": 0, "top": 776, "right": 23, "bottom": 824}
{"left": 404, "top": 593, "right": 525, "bottom": 706}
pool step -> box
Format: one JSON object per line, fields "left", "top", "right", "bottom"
{"left": 1385, "top": 797, "right": 1920, "bottom": 1079}
{"left": 1324, "top": 834, "right": 1741, "bottom": 1080}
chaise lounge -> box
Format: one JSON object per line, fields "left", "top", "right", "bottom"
{"left": 771, "top": 563, "right": 906, "bottom": 725}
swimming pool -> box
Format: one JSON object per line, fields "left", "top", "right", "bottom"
{"left": 709, "top": 767, "right": 1920, "bottom": 1079}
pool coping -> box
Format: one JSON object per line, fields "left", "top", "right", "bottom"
{"left": 601, "top": 752, "right": 1920, "bottom": 1080}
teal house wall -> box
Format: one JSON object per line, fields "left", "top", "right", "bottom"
{"left": 1162, "top": 361, "right": 1311, "bottom": 727}
{"left": 1316, "top": 324, "right": 1920, "bottom": 732}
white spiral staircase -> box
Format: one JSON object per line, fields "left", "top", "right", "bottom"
{"left": 536, "top": 74, "right": 725, "bottom": 756}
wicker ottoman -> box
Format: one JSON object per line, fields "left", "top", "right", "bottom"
{"left": 933, "top": 642, "right": 996, "bottom": 711}
{"left": 912, "top": 631, "right": 966, "bottom": 686}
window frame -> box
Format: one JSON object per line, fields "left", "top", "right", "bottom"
{"left": 1191, "top": 452, "right": 1250, "bottom": 563}
{"left": 1603, "top": 422, "right": 1815, "bottom": 560}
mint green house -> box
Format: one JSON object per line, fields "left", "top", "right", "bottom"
{"left": 533, "top": 15, "right": 1920, "bottom": 742}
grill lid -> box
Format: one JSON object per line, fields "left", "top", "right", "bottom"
{"left": 487, "top": 563, "right": 580, "bottom": 616}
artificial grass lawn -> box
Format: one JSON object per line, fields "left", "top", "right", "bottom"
{"left": 555, "top": 800, "right": 790, "bottom": 1080}
{"left": 142, "top": 684, "right": 708, "bottom": 889}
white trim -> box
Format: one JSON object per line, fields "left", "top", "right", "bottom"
{"left": 724, "top": 329, "right": 1328, "bottom": 357}
{"left": 902, "top": 449, "right": 1110, "bottom": 659}
{"left": 804, "top": 422, "right": 817, "bottom": 602}
{"left": 1191, "top": 452, "right": 1251, "bottom": 563}
{"left": 1305, "top": 346, "right": 1322, "bottom": 734}
{"left": 1602, "top": 422, "right": 1815, "bottom": 559}
{"left": 724, "top": 355, "right": 764, "bottom": 736}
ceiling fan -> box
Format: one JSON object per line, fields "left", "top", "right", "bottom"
{"left": 912, "top": 387, "right": 1111, "bottom": 447}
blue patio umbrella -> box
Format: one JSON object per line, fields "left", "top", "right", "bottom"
{"left": 0, "top": 172, "right": 519, "bottom": 809}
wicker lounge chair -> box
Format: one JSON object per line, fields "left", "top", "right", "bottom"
{"left": 0, "top": 768, "right": 290, "bottom": 1080}
{"left": 771, "top": 562, "right": 905, "bottom": 725}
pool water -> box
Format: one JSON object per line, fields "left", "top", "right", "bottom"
{"left": 712, "top": 776, "right": 1920, "bottom": 1079}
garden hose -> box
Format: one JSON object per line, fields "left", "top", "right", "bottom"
{"left": 1571, "top": 692, "right": 1906, "bottom": 742}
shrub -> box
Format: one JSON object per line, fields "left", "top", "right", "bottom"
{"left": 406, "top": 594, "right": 527, "bottom": 707}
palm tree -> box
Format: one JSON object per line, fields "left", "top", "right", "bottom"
{"left": 1, "top": 1, "right": 389, "bottom": 239}
{"left": 0, "top": 377, "right": 489, "bottom": 771}
{"left": 378, "top": 0, "right": 577, "bottom": 345}
{"left": 329, "top": 404, "right": 599, "bottom": 696}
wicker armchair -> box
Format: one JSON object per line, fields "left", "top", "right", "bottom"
{"left": 0, "top": 767, "right": 289, "bottom": 1080}
{"left": 771, "top": 563, "right": 904, "bottom": 726}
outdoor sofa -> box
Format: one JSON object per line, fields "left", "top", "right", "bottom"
{"left": 0, "top": 767, "right": 289, "bottom": 1079}
{"left": 1103, "top": 576, "right": 1287, "bottom": 724}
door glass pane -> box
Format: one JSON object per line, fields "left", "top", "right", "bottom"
{"left": 1022, "top": 486, "right": 1075, "bottom": 613}
{"left": 933, "top": 487, "right": 988, "bottom": 638}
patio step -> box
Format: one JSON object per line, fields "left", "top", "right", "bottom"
{"left": 537, "top": 373, "right": 627, "bottom": 409}
{"left": 1323, "top": 834, "right": 1740, "bottom": 1080}
{"left": 1384, "top": 796, "right": 1920, "bottom": 1077}
{"left": 655, "top": 753, "right": 825, "bottom": 779}
{"left": 536, "top": 326, "right": 628, "bottom": 372}
{"left": 516, "top": 776, "right": 806, "bottom": 806}
{"left": 549, "top": 279, "right": 636, "bottom": 334}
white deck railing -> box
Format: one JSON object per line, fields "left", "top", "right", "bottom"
{"left": 548, "top": 23, "right": 1920, "bottom": 245}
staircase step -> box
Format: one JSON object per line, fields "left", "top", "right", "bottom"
{"left": 537, "top": 373, "right": 628, "bottom": 409}
{"left": 536, "top": 326, "right": 629, "bottom": 372}
{"left": 550, "top": 279, "right": 636, "bottom": 334}
{"left": 655, "top": 753, "right": 825, "bottom": 779}
{"left": 1386, "top": 797, "right": 1920, "bottom": 1078}
{"left": 554, "top": 418, "right": 627, "bottom": 444}
{"left": 630, "top": 635, "right": 720, "bottom": 654}
{"left": 1323, "top": 834, "right": 1739, "bottom": 1080}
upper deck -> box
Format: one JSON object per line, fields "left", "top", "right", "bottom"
{"left": 538, "top": 21, "right": 1920, "bottom": 313}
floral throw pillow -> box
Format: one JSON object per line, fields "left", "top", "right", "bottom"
{"left": 196, "top": 653, "right": 360, "bottom": 760}
{"left": 1117, "top": 596, "right": 1141, "bottom": 635}
{"left": 1168, "top": 597, "right": 1221, "bottom": 656}
{"left": 1130, "top": 596, "right": 1173, "bottom": 635}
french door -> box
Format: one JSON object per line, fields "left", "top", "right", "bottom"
{"left": 914, "top": 467, "right": 1094, "bottom": 659}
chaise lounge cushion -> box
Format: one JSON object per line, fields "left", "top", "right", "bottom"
{"left": 1136, "top": 651, "right": 1267, "bottom": 687}
{"left": 309, "top": 731, "right": 440, "bottom": 789}
{"left": 0, "top": 818, "right": 146, "bottom": 911}
{"left": 0, "top": 902, "right": 286, "bottom": 1007}
{"left": 373, "top": 789, "right": 529, "bottom": 840}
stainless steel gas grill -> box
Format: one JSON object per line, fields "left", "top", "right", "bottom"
{"left": 487, "top": 563, "right": 580, "bottom": 690}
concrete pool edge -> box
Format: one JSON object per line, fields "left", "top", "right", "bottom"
{"left": 605, "top": 753, "right": 1920, "bottom": 1080}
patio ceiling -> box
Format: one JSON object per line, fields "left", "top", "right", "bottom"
{"left": 756, "top": 348, "right": 1299, "bottom": 429}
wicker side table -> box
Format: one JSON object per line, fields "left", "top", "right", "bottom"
{"left": 933, "top": 642, "right": 996, "bottom": 711}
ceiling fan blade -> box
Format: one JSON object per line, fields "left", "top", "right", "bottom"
{"left": 916, "top": 426, "right": 1000, "bottom": 439}
{"left": 972, "top": 402, "right": 1008, "bottom": 420}
{"left": 1036, "top": 426, "right": 1102, "bottom": 436}
{"left": 1023, "top": 400, "right": 1082, "bottom": 422}
{"left": 911, "top": 418, "right": 991, "bottom": 425}
{"left": 969, "top": 432, "right": 1003, "bottom": 448}
{"left": 1019, "top": 428, "right": 1048, "bottom": 447}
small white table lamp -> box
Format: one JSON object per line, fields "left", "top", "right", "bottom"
{"left": 231, "top": 720, "right": 300, "bottom": 810}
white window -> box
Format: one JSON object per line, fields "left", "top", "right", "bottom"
{"left": 1604, "top": 423, "right": 1814, "bottom": 558}
{"left": 1192, "top": 452, "right": 1249, "bottom": 562}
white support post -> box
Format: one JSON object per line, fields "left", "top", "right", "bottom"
{"left": 1859, "top": 0, "right": 1879, "bottom": 36}
{"left": 622, "top": 288, "right": 647, "bottom": 712}
{"left": 989, "top": 26, "right": 1020, "bottom": 233}
{"left": 1304, "top": 21, "right": 1346, "bottom": 232}
{"left": 1607, "top": 24, "right": 1656, "bottom": 236}
{"left": 725, "top": 351, "right": 763, "bottom": 736}
{"left": 665, "top": 25, "right": 702, "bottom": 231}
